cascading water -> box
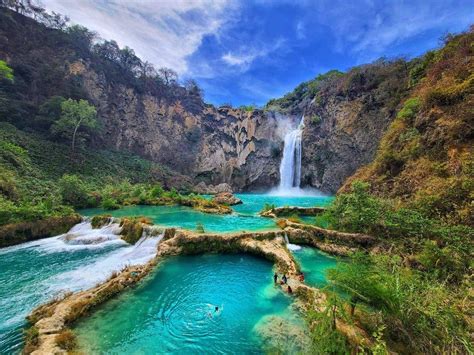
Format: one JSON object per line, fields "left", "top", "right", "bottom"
{"left": 0, "top": 220, "right": 163, "bottom": 353}
{"left": 277, "top": 116, "right": 305, "bottom": 193}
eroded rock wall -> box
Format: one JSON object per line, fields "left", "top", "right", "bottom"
{"left": 71, "top": 61, "right": 283, "bottom": 191}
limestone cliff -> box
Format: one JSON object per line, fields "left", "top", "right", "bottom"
{"left": 68, "top": 61, "right": 282, "bottom": 191}
{"left": 268, "top": 62, "right": 410, "bottom": 194}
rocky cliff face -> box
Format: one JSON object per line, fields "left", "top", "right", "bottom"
{"left": 70, "top": 61, "right": 283, "bottom": 191}
{"left": 0, "top": 8, "right": 415, "bottom": 194}
{"left": 270, "top": 62, "right": 410, "bottom": 194}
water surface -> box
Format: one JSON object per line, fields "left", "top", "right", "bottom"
{"left": 80, "top": 193, "right": 333, "bottom": 233}
{"left": 74, "top": 254, "right": 307, "bottom": 354}
{"left": 291, "top": 246, "right": 338, "bottom": 287}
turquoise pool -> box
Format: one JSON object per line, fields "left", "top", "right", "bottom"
{"left": 292, "top": 246, "right": 338, "bottom": 287}
{"left": 80, "top": 193, "right": 333, "bottom": 233}
{"left": 74, "top": 254, "right": 310, "bottom": 354}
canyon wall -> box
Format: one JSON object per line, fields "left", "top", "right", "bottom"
{"left": 0, "top": 8, "right": 413, "bottom": 194}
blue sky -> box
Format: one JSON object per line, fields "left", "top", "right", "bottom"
{"left": 43, "top": 0, "right": 474, "bottom": 106}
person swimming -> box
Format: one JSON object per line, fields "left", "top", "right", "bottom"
{"left": 207, "top": 304, "right": 223, "bottom": 318}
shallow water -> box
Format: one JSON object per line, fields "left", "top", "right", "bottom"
{"left": 74, "top": 254, "right": 308, "bottom": 354}
{"left": 291, "top": 246, "right": 338, "bottom": 287}
{"left": 80, "top": 193, "right": 333, "bottom": 233}
{"left": 0, "top": 221, "right": 161, "bottom": 354}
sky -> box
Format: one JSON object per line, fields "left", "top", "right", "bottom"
{"left": 41, "top": 0, "right": 474, "bottom": 106}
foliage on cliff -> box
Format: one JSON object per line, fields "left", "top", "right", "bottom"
{"left": 342, "top": 28, "right": 474, "bottom": 227}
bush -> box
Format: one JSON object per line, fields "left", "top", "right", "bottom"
{"left": 55, "top": 329, "right": 77, "bottom": 351}
{"left": 396, "top": 97, "right": 421, "bottom": 121}
{"left": 58, "top": 174, "right": 89, "bottom": 208}
{"left": 262, "top": 203, "right": 275, "bottom": 212}
{"left": 101, "top": 197, "right": 120, "bottom": 210}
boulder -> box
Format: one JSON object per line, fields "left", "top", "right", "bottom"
{"left": 212, "top": 192, "right": 242, "bottom": 205}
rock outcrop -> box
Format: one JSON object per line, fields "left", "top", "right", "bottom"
{"left": 211, "top": 192, "right": 242, "bottom": 205}
{"left": 260, "top": 206, "right": 325, "bottom": 218}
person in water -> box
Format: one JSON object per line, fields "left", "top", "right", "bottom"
{"left": 273, "top": 272, "right": 278, "bottom": 284}
{"left": 215, "top": 306, "right": 219, "bottom": 312}
{"left": 282, "top": 274, "right": 288, "bottom": 284}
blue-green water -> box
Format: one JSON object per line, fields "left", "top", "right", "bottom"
{"left": 74, "top": 254, "right": 307, "bottom": 354}
{"left": 292, "top": 246, "right": 338, "bottom": 287}
{"left": 0, "top": 194, "right": 333, "bottom": 353}
{"left": 80, "top": 193, "right": 333, "bottom": 233}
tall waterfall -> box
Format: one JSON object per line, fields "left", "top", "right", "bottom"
{"left": 278, "top": 116, "right": 305, "bottom": 191}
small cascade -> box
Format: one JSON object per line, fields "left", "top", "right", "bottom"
{"left": 47, "top": 223, "right": 164, "bottom": 292}
{"left": 277, "top": 116, "right": 305, "bottom": 195}
{"left": 59, "top": 220, "right": 122, "bottom": 246}
{"left": 283, "top": 233, "right": 302, "bottom": 251}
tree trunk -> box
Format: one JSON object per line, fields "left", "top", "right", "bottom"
{"left": 71, "top": 117, "right": 83, "bottom": 153}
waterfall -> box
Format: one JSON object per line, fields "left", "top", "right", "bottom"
{"left": 278, "top": 116, "right": 305, "bottom": 192}
{"left": 284, "top": 232, "right": 302, "bottom": 251}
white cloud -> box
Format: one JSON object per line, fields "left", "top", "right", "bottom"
{"left": 41, "top": 0, "right": 237, "bottom": 74}
{"left": 296, "top": 21, "right": 305, "bottom": 40}
{"left": 221, "top": 38, "right": 285, "bottom": 71}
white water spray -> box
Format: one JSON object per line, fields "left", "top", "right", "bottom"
{"left": 277, "top": 116, "right": 305, "bottom": 194}
{"left": 284, "top": 233, "right": 302, "bottom": 251}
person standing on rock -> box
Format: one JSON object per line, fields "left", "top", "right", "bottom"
{"left": 282, "top": 274, "right": 288, "bottom": 284}
{"left": 273, "top": 272, "right": 278, "bottom": 284}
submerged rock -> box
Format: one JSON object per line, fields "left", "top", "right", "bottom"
{"left": 212, "top": 192, "right": 242, "bottom": 205}
{"left": 254, "top": 314, "right": 312, "bottom": 354}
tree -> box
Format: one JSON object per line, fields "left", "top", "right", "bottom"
{"left": 0, "top": 60, "right": 14, "bottom": 82}
{"left": 58, "top": 174, "right": 89, "bottom": 208}
{"left": 184, "top": 79, "right": 203, "bottom": 98}
{"left": 50, "top": 99, "right": 98, "bottom": 152}
{"left": 158, "top": 67, "right": 178, "bottom": 85}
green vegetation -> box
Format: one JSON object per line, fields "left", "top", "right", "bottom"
{"left": 345, "top": 28, "right": 473, "bottom": 227}
{"left": 0, "top": 60, "right": 13, "bottom": 81}
{"left": 120, "top": 217, "right": 151, "bottom": 244}
{"left": 262, "top": 203, "right": 275, "bottom": 212}
{"left": 50, "top": 98, "right": 98, "bottom": 152}
{"left": 266, "top": 70, "right": 344, "bottom": 112}
{"left": 311, "top": 181, "right": 473, "bottom": 353}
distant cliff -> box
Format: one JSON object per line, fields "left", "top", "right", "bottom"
{"left": 267, "top": 62, "right": 410, "bottom": 193}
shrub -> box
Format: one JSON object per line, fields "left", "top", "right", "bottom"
{"left": 327, "top": 253, "right": 471, "bottom": 353}
{"left": 311, "top": 114, "right": 321, "bottom": 124}
{"left": 150, "top": 183, "right": 164, "bottom": 198}
{"left": 58, "top": 174, "right": 89, "bottom": 208}
{"left": 55, "top": 329, "right": 77, "bottom": 351}
{"left": 101, "top": 197, "right": 120, "bottom": 210}
{"left": 262, "top": 203, "right": 275, "bottom": 212}
{"left": 396, "top": 97, "right": 421, "bottom": 121}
